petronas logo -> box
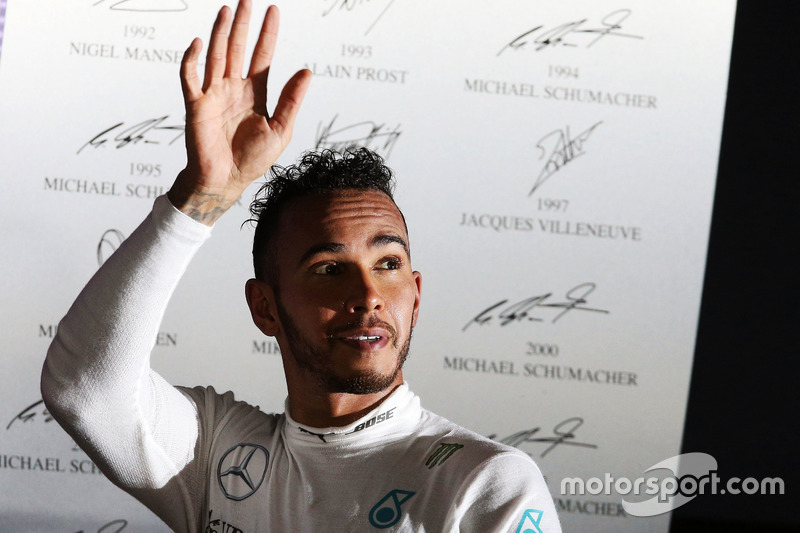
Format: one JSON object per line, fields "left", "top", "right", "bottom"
{"left": 368, "top": 489, "right": 415, "bottom": 529}
{"left": 425, "top": 443, "right": 464, "bottom": 469}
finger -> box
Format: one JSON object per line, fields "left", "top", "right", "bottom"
{"left": 203, "top": 6, "right": 232, "bottom": 91}
{"left": 180, "top": 38, "right": 203, "bottom": 102}
{"left": 225, "top": 0, "right": 252, "bottom": 78}
{"left": 269, "top": 69, "right": 312, "bottom": 141}
{"left": 248, "top": 4, "right": 279, "bottom": 79}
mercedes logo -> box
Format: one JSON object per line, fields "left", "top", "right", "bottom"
{"left": 217, "top": 443, "right": 269, "bottom": 501}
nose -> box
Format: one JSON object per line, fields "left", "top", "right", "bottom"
{"left": 345, "top": 269, "right": 384, "bottom": 314}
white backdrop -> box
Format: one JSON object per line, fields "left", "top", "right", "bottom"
{"left": 0, "top": 1, "right": 735, "bottom": 531}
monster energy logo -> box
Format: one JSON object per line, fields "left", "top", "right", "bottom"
{"left": 425, "top": 443, "right": 464, "bottom": 469}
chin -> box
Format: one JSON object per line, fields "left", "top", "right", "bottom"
{"left": 323, "top": 368, "right": 401, "bottom": 395}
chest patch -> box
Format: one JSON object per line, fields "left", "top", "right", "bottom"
{"left": 217, "top": 443, "right": 270, "bottom": 501}
{"left": 369, "top": 489, "right": 416, "bottom": 529}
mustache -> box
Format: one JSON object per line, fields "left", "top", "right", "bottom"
{"left": 327, "top": 316, "right": 398, "bottom": 340}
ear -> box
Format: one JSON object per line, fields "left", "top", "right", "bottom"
{"left": 245, "top": 278, "right": 281, "bottom": 337}
{"left": 411, "top": 271, "right": 422, "bottom": 328}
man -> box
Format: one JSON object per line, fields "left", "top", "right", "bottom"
{"left": 42, "top": 1, "right": 561, "bottom": 531}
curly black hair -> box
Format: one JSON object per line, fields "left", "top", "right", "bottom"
{"left": 248, "top": 148, "right": 405, "bottom": 284}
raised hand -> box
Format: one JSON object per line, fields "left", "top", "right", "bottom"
{"left": 168, "top": 0, "right": 311, "bottom": 225}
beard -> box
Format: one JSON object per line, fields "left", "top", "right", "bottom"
{"left": 275, "top": 298, "right": 412, "bottom": 395}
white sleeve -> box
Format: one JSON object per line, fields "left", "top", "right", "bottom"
{"left": 454, "top": 452, "right": 563, "bottom": 533}
{"left": 41, "top": 195, "right": 212, "bottom": 519}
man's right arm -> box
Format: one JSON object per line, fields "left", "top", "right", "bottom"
{"left": 41, "top": 0, "right": 309, "bottom": 526}
{"left": 41, "top": 194, "right": 211, "bottom": 518}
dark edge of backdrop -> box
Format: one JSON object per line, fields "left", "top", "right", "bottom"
{"left": 671, "top": 1, "right": 798, "bottom": 531}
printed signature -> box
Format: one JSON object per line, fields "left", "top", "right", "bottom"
{"left": 74, "top": 519, "right": 129, "bottom": 533}
{"left": 463, "top": 282, "right": 609, "bottom": 331}
{"left": 6, "top": 399, "right": 53, "bottom": 430}
{"left": 92, "top": 0, "right": 188, "bottom": 12}
{"left": 77, "top": 115, "right": 185, "bottom": 154}
{"left": 490, "top": 417, "right": 597, "bottom": 458}
{"left": 530, "top": 121, "right": 603, "bottom": 196}
{"left": 497, "top": 9, "right": 643, "bottom": 56}
{"left": 322, "top": 0, "right": 396, "bottom": 36}
{"left": 7, "top": 398, "right": 83, "bottom": 451}
{"left": 315, "top": 114, "right": 402, "bottom": 159}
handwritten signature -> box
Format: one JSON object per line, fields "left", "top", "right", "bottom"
{"left": 530, "top": 121, "right": 603, "bottom": 196}
{"left": 77, "top": 115, "right": 185, "bottom": 154}
{"left": 92, "top": 0, "right": 188, "bottom": 12}
{"left": 489, "top": 417, "right": 597, "bottom": 458}
{"left": 315, "top": 114, "right": 402, "bottom": 159}
{"left": 6, "top": 399, "right": 54, "bottom": 430}
{"left": 322, "top": 0, "right": 395, "bottom": 36}
{"left": 463, "top": 282, "right": 609, "bottom": 331}
{"left": 74, "top": 519, "right": 129, "bottom": 533}
{"left": 7, "top": 398, "right": 84, "bottom": 451}
{"left": 497, "top": 9, "right": 643, "bottom": 56}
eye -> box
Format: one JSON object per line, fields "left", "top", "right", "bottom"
{"left": 376, "top": 257, "right": 403, "bottom": 270}
{"left": 312, "top": 262, "right": 342, "bottom": 275}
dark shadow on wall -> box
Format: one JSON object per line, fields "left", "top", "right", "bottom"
{"left": 671, "top": 1, "right": 798, "bottom": 532}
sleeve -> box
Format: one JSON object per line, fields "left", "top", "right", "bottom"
{"left": 454, "top": 452, "right": 562, "bottom": 533}
{"left": 41, "top": 194, "right": 213, "bottom": 530}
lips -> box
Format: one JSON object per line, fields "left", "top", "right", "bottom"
{"left": 330, "top": 323, "right": 395, "bottom": 352}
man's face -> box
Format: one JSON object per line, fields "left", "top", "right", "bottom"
{"left": 269, "top": 189, "right": 421, "bottom": 395}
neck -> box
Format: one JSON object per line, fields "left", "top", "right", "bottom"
{"left": 292, "top": 389, "right": 400, "bottom": 427}
{"left": 285, "top": 372, "right": 404, "bottom": 428}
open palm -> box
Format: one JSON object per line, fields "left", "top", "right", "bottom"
{"left": 170, "top": 0, "right": 311, "bottom": 224}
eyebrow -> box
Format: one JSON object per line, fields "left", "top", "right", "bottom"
{"left": 298, "top": 234, "right": 410, "bottom": 266}
{"left": 370, "top": 234, "right": 410, "bottom": 258}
